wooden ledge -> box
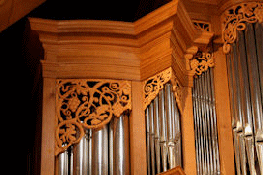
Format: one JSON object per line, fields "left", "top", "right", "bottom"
{"left": 29, "top": 0, "right": 214, "bottom": 83}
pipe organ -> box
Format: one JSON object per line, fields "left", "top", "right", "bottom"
{"left": 222, "top": 3, "right": 263, "bottom": 174}
{"left": 192, "top": 67, "right": 220, "bottom": 175}
{"left": 29, "top": 0, "right": 263, "bottom": 174}
{"left": 145, "top": 83, "right": 182, "bottom": 175}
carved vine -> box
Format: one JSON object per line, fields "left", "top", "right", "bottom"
{"left": 143, "top": 67, "right": 183, "bottom": 113}
{"left": 55, "top": 79, "right": 131, "bottom": 155}
{"left": 190, "top": 51, "right": 214, "bottom": 76}
{"left": 222, "top": 2, "right": 263, "bottom": 54}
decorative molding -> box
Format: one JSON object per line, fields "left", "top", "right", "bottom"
{"left": 222, "top": 2, "right": 263, "bottom": 54}
{"left": 143, "top": 67, "right": 183, "bottom": 113}
{"left": 193, "top": 20, "right": 211, "bottom": 32}
{"left": 189, "top": 51, "right": 214, "bottom": 76}
{"left": 55, "top": 79, "right": 131, "bottom": 155}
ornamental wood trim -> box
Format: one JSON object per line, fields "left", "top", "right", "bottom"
{"left": 189, "top": 51, "right": 214, "bottom": 76}
{"left": 143, "top": 67, "right": 184, "bottom": 113}
{"left": 55, "top": 79, "right": 131, "bottom": 155}
{"left": 222, "top": 2, "right": 263, "bottom": 54}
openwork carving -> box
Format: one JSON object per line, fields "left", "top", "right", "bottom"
{"left": 189, "top": 51, "right": 214, "bottom": 76}
{"left": 222, "top": 2, "right": 263, "bottom": 53}
{"left": 193, "top": 20, "right": 211, "bottom": 32}
{"left": 143, "top": 67, "right": 183, "bottom": 112}
{"left": 55, "top": 79, "right": 131, "bottom": 155}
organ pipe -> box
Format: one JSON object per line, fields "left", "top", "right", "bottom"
{"left": 192, "top": 67, "right": 220, "bottom": 175}
{"left": 57, "top": 115, "right": 130, "bottom": 175}
{"left": 146, "top": 83, "right": 182, "bottom": 175}
{"left": 226, "top": 22, "right": 263, "bottom": 175}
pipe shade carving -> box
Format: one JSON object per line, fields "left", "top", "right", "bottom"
{"left": 222, "top": 2, "right": 263, "bottom": 54}
{"left": 189, "top": 51, "right": 214, "bottom": 76}
{"left": 143, "top": 67, "right": 183, "bottom": 113}
{"left": 56, "top": 79, "right": 131, "bottom": 155}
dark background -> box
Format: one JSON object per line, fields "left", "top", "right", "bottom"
{"left": 0, "top": 0, "right": 171, "bottom": 174}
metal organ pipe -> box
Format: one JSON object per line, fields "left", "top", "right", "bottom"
{"left": 57, "top": 115, "right": 130, "bottom": 175}
{"left": 146, "top": 83, "right": 182, "bottom": 175}
{"left": 192, "top": 68, "right": 221, "bottom": 175}
{"left": 226, "top": 23, "right": 263, "bottom": 175}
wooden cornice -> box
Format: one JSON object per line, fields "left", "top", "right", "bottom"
{"left": 29, "top": 0, "right": 214, "bottom": 87}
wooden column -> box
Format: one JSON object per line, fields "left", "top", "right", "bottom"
{"left": 181, "top": 86, "right": 197, "bottom": 175}
{"left": 130, "top": 81, "right": 147, "bottom": 175}
{"left": 213, "top": 46, "right": 235, "bottom": 175}
{"left": 41, "top": 78, "right": 56, "bottom": 175}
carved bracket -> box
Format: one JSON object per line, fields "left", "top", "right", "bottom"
{"left": 222, "top": 2, "right": 263, "bottom": 54}
{"left": 189, "top": 51, "right": 214, "bottom": 76}
{"left": 143, "top": 67, "right": 183, "bottom": 113}
{"left": 55, "top": 79, "right": 131, "bottom": 155}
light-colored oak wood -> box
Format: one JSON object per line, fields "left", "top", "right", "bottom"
{"left": 181, "top": 87, "right": 197, "bottom": 175}
{"left": 157, "top": 166, "right": 186, "bottom": 175}
{"left": 213, "top": 45, "right": 235, "bottom": 175}
{"left": 41, "top": 78, "right": 56, "bottom": 175}
{"left": 130, "top": 81, "right": 147, "bottom": 175}
{"left": 28, "top": 1, "right": 217, "bottom": 175}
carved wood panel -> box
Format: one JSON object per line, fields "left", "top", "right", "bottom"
{"left": 55, "top": 79, "right": 131, "bottom": 155}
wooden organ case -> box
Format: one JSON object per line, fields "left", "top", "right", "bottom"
{"left": 29, "top": 0, "right": 263, "bottom": 175}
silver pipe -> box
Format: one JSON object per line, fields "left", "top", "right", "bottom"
{"left": 165, "top": 84, "right": 176, "bottom": 169}
{"left": 146, "top": 108, "right": 151, "bottom": 175}
{"left": 200, "top": 73, "right": 210, "bottom": 175}
{"left": 73, "top": 131, "right": 88, "bottom": 175}
{"left": 255, "top": 23, "right": 263, "bottom": 103}
{"left": 233, "top": 129, "right": 242, "bottom": 175}
{"left": 237, "top": 30, "right": 256, "bottom": 175}
{"left": 58, "top": 148, "right": 69, "bottom": 175}
{"left": 204, "top": 70, "right": 214, "bottom": 175}
{"left": 158, "top": 89, "right": 168, "bottom": 172}
{"left": 256, "top": 142, "right": 263, "bottom": 175}
{"left": 171, "top": 90, "right": 181, "bottom": 167}
{"left": 193, "top": 78, "right": 201, "bottom": 175}
{"left": 206, "top": 69, "right": 217, "bottom": 175}
{"left": 112, "top": 115, "right": 130, "bottom": 175}
{"left": 226, "top": 52, "right": 241, "bottom": 175}
{"left": 109, "top": 120, "right": 114, "bottom": 175}
{"left": 208, "top": 68, "right": 220, "bottom": 175}
{"left": 87, "top": 130, "right": 92, "bottom": 175}
{"left": 153, "top": 96, "right": 161, "bottom": 174}
{"left": 196, "top": 74, "right": 206, "bottom": 174}
{"left": 91, "top": 125, "right": 108, "bottom": 175}
{"left": 245, "top": 23, "right": 263, "bottom": 141}
{"left": 149, "top": 102, "right": 156, "bottom": 175}
{"left": 232, "top": 42, "right": 247, "bottom": 175}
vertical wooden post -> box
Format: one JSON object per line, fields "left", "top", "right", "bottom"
{"left": 213, "top": 46, "right": 235, "bottom": 175}
{"left": 130, "top": 81, "right": 147, "bottom": 175}
{"left": 181, "top": 86, "right": 197, "bottom": 175}
{"left": 41, "top": 78, "right": 56, "bottom": 175}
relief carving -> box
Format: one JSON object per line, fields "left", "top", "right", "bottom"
{"left": 222, "top": 2, "right": 263, "bottom": 54}
{"left": 55, "top": 79, "right": 131, "bottom": 155}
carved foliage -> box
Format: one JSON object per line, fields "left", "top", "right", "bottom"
{"left": 56, "top": 79, "right": 131, "bottom": 155}
{"left": 190, "top": 51, "right": 214, "bottom": 76}
{"left": 222, "top": 2, "right": 263, "bottom": 53}
{"left": 143, "top": 68, "right": 183, "bottom": 112}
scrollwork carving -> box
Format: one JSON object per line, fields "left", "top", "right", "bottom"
{"left": 222, "top": 2, "right": 263, "bottom": 54}
{"left": 189, "top": 51, "right": 214, "bottom": 76}
{"left": 143, "top": 68, "right": 183, "bottom": 113}
{"left": 55, "top": 79, "right": 131, "bottom": 155}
